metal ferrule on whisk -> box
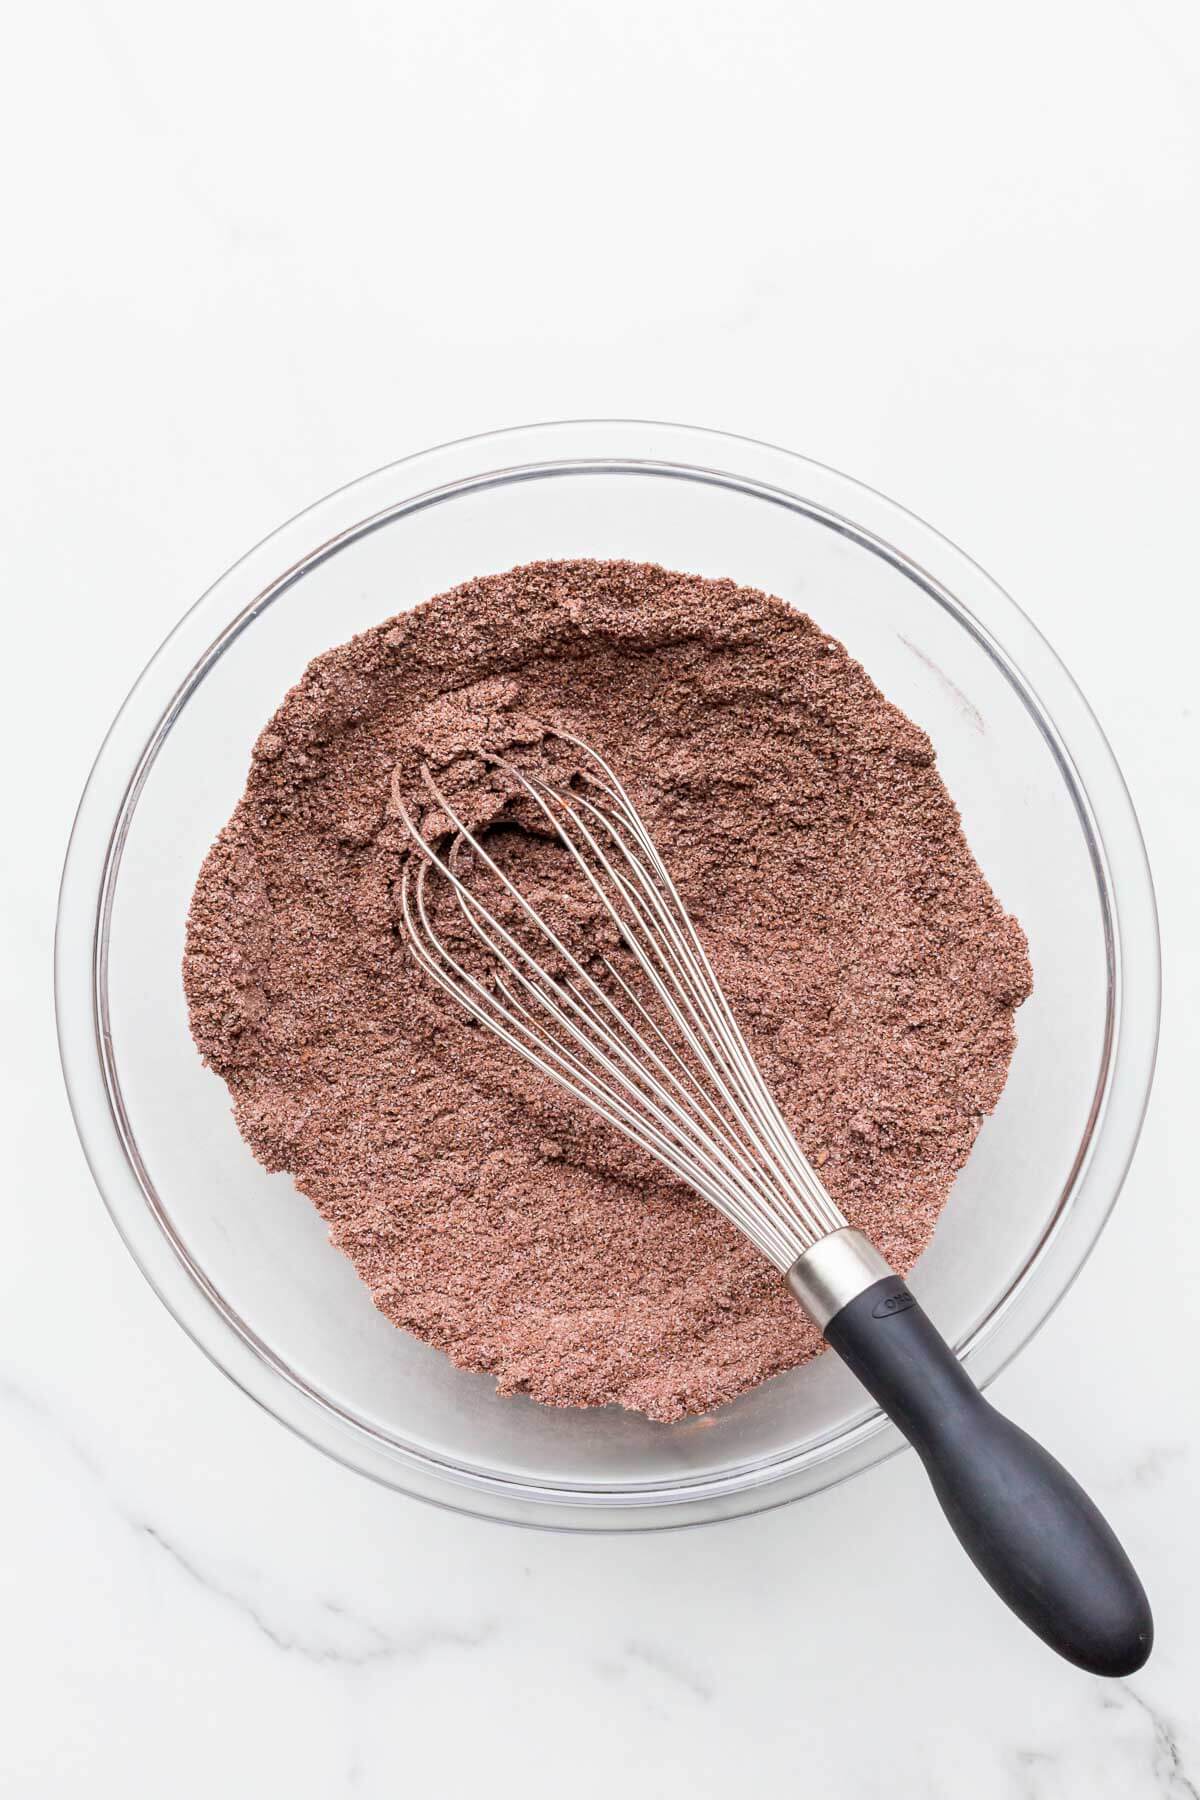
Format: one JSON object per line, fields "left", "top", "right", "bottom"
{"left": 785, "top": 1228, "right": 894, "bottom": 1330}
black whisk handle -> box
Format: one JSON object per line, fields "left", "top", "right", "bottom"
{"left": 823, "top": 1274, "right": 1152, "bottom": 1675}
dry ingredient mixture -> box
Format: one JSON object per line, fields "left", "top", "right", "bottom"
{"left": 184, "top": 560, "right": 1032, "bottom": 1421}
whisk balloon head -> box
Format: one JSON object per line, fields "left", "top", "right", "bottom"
{"left": 394, "top": 729, "right": 844, "bottom": 1269}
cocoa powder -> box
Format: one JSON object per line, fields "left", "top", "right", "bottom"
{"left": 183, "top": 560, "right": 1031, "bottom": 1421}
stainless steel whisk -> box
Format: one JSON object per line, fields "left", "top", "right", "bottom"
{"left": 396, "top": 729, "right": 1150, "bottom": 1676}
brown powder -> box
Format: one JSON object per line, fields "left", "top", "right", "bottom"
{"left": 183, "top": 559, "right": 1031, "bottom": 1421}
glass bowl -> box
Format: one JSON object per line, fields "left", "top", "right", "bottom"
{"left": 55, "top": 421, "right": 1159, "bottom": 1529}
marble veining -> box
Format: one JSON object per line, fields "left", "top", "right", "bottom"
{"left": 141, "top": 1524, "right": 502, "bottom": 1670}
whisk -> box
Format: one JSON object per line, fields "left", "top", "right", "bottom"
{"left": 396, "top": 729, "right": 1151, "bottom": 1675}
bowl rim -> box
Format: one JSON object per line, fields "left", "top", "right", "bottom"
{"left": 55, "top": 418, "right": 1161, "bottom": 1529}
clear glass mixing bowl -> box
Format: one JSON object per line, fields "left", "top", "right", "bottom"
{"left": 55, "top": 421, "right": 1159, "bottom": 1529}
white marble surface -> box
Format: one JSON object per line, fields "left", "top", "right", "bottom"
{"left": 4, "top": 0, "right": 1200, "bottom": 1792}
